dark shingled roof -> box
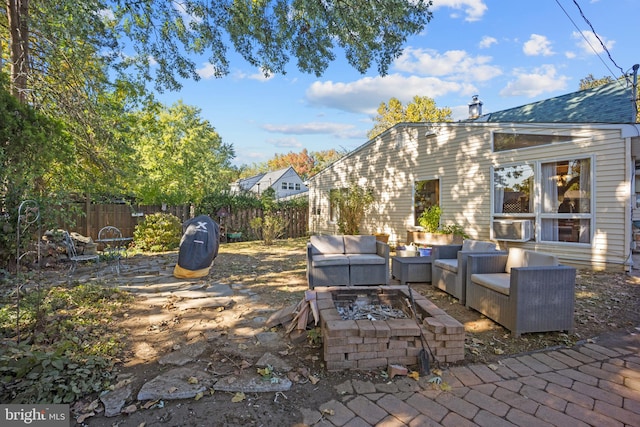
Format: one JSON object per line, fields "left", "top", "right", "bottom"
{"left": 471, "top": 80, "right": 636, "bottom": 124}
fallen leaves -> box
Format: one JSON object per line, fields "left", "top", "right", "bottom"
{"left": 231, "top": 392, "right": 245, "bottom": 403}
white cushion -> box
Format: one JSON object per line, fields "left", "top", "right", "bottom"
{"left": 505, "top": 248, "right": 558, "bottom": 273}
{"left": 505, "top": 247, "right": 526, "bottom": 273}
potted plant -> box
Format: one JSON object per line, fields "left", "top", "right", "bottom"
{"left": 408, "top": 206, "right": 468, "bottom": 245}
{"left": 373, "top": 231, "right": 390, "bottom": 243}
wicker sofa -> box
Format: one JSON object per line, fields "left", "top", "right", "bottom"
{"left": 431, "top": 239, "right": 504, "bottom": 304}
{"left": 306, "top": 235, "right": 389, "bottom": 289}
{"left": 465, "top": 248, "right": 576, "bottom": 337}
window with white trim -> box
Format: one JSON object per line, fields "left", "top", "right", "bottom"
{"left": 492, "top": 158, "right": 592, "bottom": 244}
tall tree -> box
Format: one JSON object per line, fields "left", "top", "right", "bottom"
{"left": 368, "top": 95, "right": 453, "bottom": 139}
{"left": 130, "top": 101, "right": 236, "bottom": 205}
{"left": 3, "top": 0, "right": 433, "bottom": 97}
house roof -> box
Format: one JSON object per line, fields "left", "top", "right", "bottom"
{"left": 235, "top": 167, "right": 300, "bottom": 192}
{"left": 471, "top": 80, "right": 636, "bottom": 124}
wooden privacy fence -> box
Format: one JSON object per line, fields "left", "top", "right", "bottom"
{"left": 60, "top": 202, "right": 308, "bottom": 242}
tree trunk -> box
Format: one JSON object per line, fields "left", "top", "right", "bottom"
{"left": 7, "top": 0, "right": 30, "bottom": 103}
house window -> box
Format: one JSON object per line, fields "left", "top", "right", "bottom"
{"left": 414, "top": 179, "right": 440, "bottom": 226}
{"left": 289, "top": 183, "right": 294, "bottom": 190}
{"left": 492, "top": 158, "right": 592, "bottom": 244}
{"left": 539, "top": 159, "right": 591, "bottom": 243}
{"left": 493, "top": 132, "right": 576, "bottom": 152}
{"left": 295, "top": 183, "right": 301, "bottom": 190}
{"left": 282, "top": 182, "right": 288, "bottom": 189}
{"left": 329, "top": 189, "right": 339, "bottom": 222}
{"left": 493, "top": 164, "right": 534, "bottom": 215}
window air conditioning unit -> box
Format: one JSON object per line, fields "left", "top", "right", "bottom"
{"left": 491, "top": 220, "right": 533, "bottom": 242}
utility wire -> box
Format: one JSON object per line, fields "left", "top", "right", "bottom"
{"left": 554, "top": 0, "right": 624, "bottom": 80}
{"left": 571, "top": 0, "right": 625, "bottom": 76}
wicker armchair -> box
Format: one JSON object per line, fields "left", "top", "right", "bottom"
{"left": 465, "top": 248, "right": 576, "bottom": 337}
{"left": 431, "top": 240, "right": 503, "bottom": 304}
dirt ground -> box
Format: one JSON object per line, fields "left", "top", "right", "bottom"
{"left": 71, "top": 238, "right": 640, "bottom": 427}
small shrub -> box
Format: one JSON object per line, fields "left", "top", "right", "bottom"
{"left": 250, "top": 213, "right": 286, "bottom": 245}
{"left": 133, "top": 213, "right": 182, "bottom": 252}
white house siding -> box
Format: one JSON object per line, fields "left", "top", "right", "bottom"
{"left": 308, "top": 122, "right": 634, "bottom": 272}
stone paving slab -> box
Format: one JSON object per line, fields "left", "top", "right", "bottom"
{"left": 306, "top": 327, "right": 640, "bottom": 427}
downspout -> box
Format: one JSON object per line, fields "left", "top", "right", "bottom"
{"left": 632, "top": 64, "right": 639, "bottom": 123}
{"left": 628, "top": 64, "right": 639, "bottom": 272}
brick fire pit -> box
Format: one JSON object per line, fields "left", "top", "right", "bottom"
{"left": 315, "top": 286, "right": 464, "bottom": 371}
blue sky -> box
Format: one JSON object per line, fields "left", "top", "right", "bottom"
{"left": 154, "top": 0, "right": 639, "bottom": 167}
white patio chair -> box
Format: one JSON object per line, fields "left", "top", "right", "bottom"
{"left": 63, "top": 231, "right": 99, "bottom": 278}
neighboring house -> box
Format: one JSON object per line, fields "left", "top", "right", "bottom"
{"left": 231, "top": 166, "right": 308, "bottom": 200}
{"left": 307, "top": 79, "right": 640, "bottom": 272}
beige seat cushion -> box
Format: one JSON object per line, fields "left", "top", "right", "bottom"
{"left": 434, "top": 258, "right": 458, "bottom": 273}
{"left": 470, "top": 273, "right": 511, "bottom": 295}
{"left": 505, "top": 248, "right": 558, "bottom": 273}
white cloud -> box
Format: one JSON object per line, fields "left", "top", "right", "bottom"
{"left": 523, "top": 34, "right": 554, "bottom": 56}
{"left": 262, "top": 122, "right": 364, "bottom": 139}
{"left": 394, "top": 47, "right": 502, "bottom": 82}
{"left": 431, "top": 0, "right": 488, "bottom": 22}
{"left": 306, "top": 74, "right": 475, "bottom": 115}
{"left": 265, "top": 137, "right": 303, "bottom": 149}
{"left": 572, "top": 30, "right": 614, "bottom": 55}
{"left": 479, "top": 36, "right": 497, "bottom": 49}
{"left": 499, "top": 65, "right": 570, "bottom": 97}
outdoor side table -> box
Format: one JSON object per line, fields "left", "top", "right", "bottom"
{"left": 392, "top": 256, "right": 432, "bottom": 285}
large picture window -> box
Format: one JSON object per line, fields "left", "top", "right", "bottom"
{"left": 414, "top": 179, "right": 439, "bottom": 226}
{"left": 492, "top": 158, "right": 592, "bottom": 244}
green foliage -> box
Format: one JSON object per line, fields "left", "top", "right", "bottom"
{"left": 106, "top": 0, "right": 432, "bottom": 92}
{"left": 368, "top": 95, "right": 453, "bottom": 139}
{"left": 0, "top": 283, "right": 132, "bottom": 403}
{"left": 197, "top": 191, "right": 263, "bottom": 217}
{"left": 417, "top": 206, "right": 441, "bottom": 232}
{"left": 440, "top": 224, "right": 469, "bottom": 238}
{"left": 133, "top": 213, "right": 182, "bottom": 252}
{"left": 417, "top": 206, "right": 468, "bottom": 237}
{"left": 307, "top": 327, "right": 322, "bottom": 346}
{"left": 130, "top": 101, "right": 236, "bottom": 205}
{"left": 250, "top": 188, "right": 287, "bottom": 245}
{"left": 330, "top": 181, "right": 375, "bottom": 235}
{"left": 250, "top": 214, "right": 286, "bottom": 245}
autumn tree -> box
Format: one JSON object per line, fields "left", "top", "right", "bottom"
{"left": 368, "top": 95, "right": 453, "bottom": 139}
{"left": 244, "top": 148, "right": 345, "bottom": 181}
